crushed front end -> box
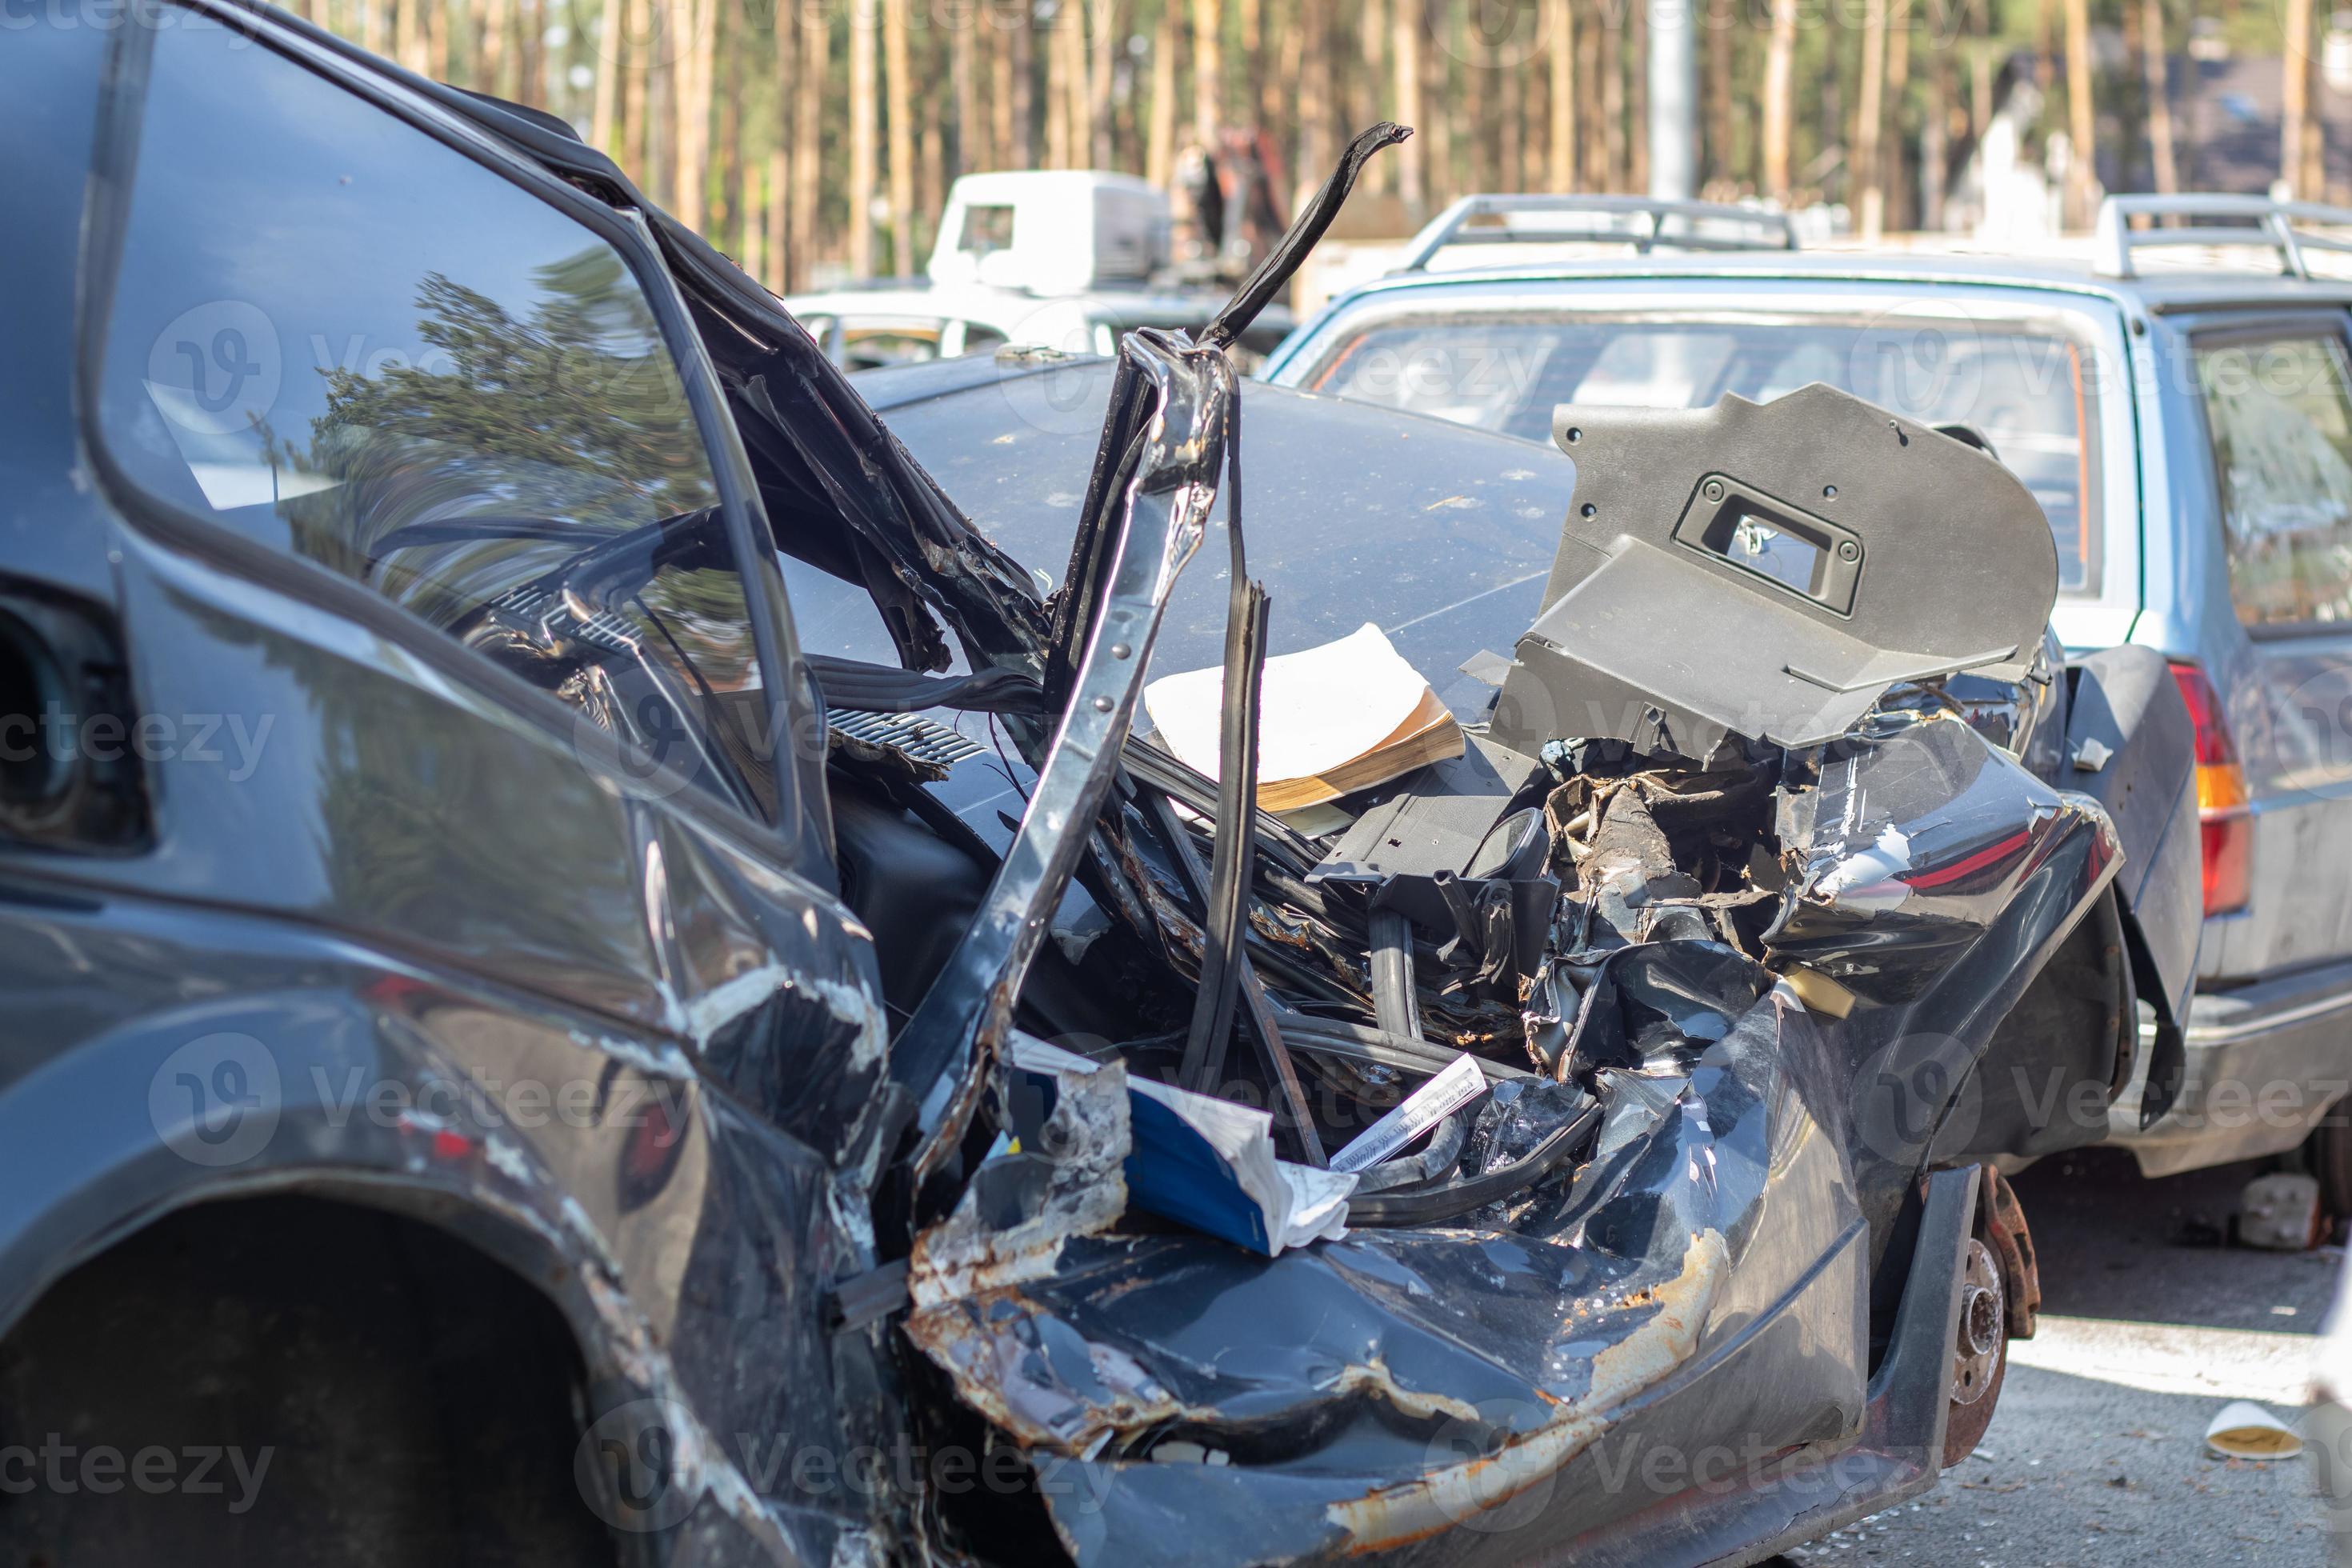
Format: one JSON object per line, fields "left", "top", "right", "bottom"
{"left": 867, "top": 347, "right": 2126, "bottom": 1562}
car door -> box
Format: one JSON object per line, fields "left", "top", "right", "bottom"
{"left": 2184, "top": 317, "right": 2352, "bottom": 982}
{"left": 10, "top": 11, "right": 902, "bottom": 1556}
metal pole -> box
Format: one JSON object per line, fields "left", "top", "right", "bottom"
{"left": 1647, "top": 0, "right": 1699, "bottom": 200}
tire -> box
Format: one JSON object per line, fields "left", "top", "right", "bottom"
{"left": 2297, "top": 1102, "right": 2352, "bottom": 1220}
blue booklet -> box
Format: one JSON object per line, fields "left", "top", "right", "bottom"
{"left": 1006, "top": 1037, "right": 1354, "bottom": 1257}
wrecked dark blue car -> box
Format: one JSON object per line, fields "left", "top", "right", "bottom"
{"left": 1, "top": 6, "right": 2200, "bottom": 1566}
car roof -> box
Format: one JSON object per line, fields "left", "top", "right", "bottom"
{"left": 1318, "top": 249, "right": 2352, "bottom": 318}
{"left": 782, "top": 281, "right": 1283, "bottom": 329}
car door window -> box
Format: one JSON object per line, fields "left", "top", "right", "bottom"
{"left": 95, "top": 18, "right": 771, "bottom": 816}
{"left": 2195, "top": 332, "right": 2352, "bottom": 630}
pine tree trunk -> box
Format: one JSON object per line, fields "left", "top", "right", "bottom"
{"left": 2063, "top": 0, "right": 2094, "bottom": 222}
{"left": 586, "top": 0, "right": 615, "bottom": 154}
{"left": 1241, "top": 0, "right": 1262, "bottom": 129}
{"left": 1065, "top": 2, "right": 1090, "bottom": 166}
{"left": 921, "top": 51, "right": 946, "bottom": 251}
{"left": 1884, "top": 4, "right": 1909, "bottom": 230}
{"left": 1358, "top": 0, "right": 1388, "bottom": 192}
{"left": 1090, "top": 0, "right": 1119, "bottom": 167}
{"left": 625, "top": 0, "right": 652, "bottom": 178}
{"left": 1580, "top": 0, "right": 1605, "bottom": 188}
{"left": 1273, "top": 0, "right": 1306, "bottom": 191}
{"left": 716, "top": 11, "right": 743, "bottom": 250}
{"left": 954, "top": 10, "right": 977, "bottom": 174}
{"left": 791, "top": 2, "right": 824, "bottom": 287}
{"left": 1045, "top": 2, "right": 1070, "bottom": 166}
{"left": 1762, "top": 0, "right": 1794, "bottom": 198}
{"left": 1148, "top": 0, "right": 1178, "bottom": 184}
{"left": 1293, "top": 0, "right": 1327, "bottom": 192}
{"left": 1260, "top": 0, "right": 1287, "bottom": 134}
{"left": 667, "top": 0, "right": 707, "bottom": 229}
{"left": 1421, "top": 9, "right": 1448, "bottom": 198}
{"left": 851, "top": 0, "right": 878, "bottom": 274}
{"left": 1855, "top": 0, "right": 1885, "bottom": 239}
{"left": 1011, "top": 0, "right": 1034, "bottom": 166}
{"left": 1600, "top": 1, "right": 1623, "bottom": 191}
{"left": 990, "top": 6, "right": 1014, "bottom": 169}
{"left": 1922, "top": 35, "right": 1947, "bottom": 228}
{"left": 1391, "top": 0, "right": 1422, "bottom": 213}
{"left": 484, "top": 0, "right": 510, "bottom": 100}
{"left": 1549, "top": 0, "right": 1574, "bottom": 190}
{"left": 766, "top": 0, "right": 790, "bottom": 286}
{"left": 2143, "top": 0, "right": 2178, "bottom": 193}
{"left": 517, "top": 0, "right": 541, "bottom": 104}
{"left": 1499, "top": 38, "right": 1524, "bottom": 193}
{"left": 2305, "top": 30, "right": 2327, "bottom": 198}
{"left": 1705, "top": 0, "right": 1730, "bottom": 190}
{"left": 2283, "top": 0, "right": 2320, "bottom": 195}
{"left": 1194, "top": 0, "right": 1223, "bottom": 141}
{"left": 885, "top": 0, "right": 916, "bottom": 271}
{"left": 1627, "top": 0, "right": 1647, "bottom": 192}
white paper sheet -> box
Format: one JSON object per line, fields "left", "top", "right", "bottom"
{"left": 1142, "top": 622, "right": 1430, "bottom": 785}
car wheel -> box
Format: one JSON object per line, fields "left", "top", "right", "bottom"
{"left": 2296, "top": 1102, "right": 2352, "bottom": 1220}
{"left": 1940, "top": 1235, "right": 2010, "bottom": 1467}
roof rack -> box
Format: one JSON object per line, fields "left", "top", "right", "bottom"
{"left": 1392, "top": 194, "right": 1799, "bottom": 273}
{"left": 2094, "top": 193, "right": 2352, "bottom": 279}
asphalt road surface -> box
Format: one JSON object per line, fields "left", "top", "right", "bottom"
{"left": 1782, "top": 1149, "right": 2340, "bottom": 1567}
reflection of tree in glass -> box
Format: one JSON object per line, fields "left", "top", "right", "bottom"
{"left": 626, "top": 567, "right": 758, "bottom": 694}
{"left": 294, "top": 246, "right": 720, "bottom": 631}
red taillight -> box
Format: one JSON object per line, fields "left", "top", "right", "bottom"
{"left": 2168, "top": 661, "right": 2252, "bottom": 916}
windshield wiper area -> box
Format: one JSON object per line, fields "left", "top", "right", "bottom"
{"left": 395, "top": 506, "right": 770, "bottom": 817}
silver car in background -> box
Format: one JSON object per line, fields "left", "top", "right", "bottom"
{"left": 1266, "top": 192, "right": 2352, "bottom": 1199}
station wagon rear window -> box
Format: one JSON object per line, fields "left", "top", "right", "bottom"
{"left": 1305, "top": 314, "right": 2105, "bottom": 594}
{"left": 2194, "top": 333, "right": 2352, "bottom": 630}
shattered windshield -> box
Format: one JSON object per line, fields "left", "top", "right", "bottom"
{"left": 1304, "top": 314, "right": 2102, "bottom": 594}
